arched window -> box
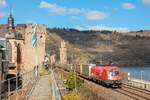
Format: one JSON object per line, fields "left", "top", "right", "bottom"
{"left": 17, "top": 43, "right": 21, "bottom": 64}
{"left": 7, "top": 42, "right": 12, "bottom": 62}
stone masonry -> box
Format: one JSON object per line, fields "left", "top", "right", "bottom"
{"left": 7, "top": 24, "right": 46, "bottom": 73}
{"left": 60, "top": 41, "right": 67, "bottom": 64}
{"left": 23, "top": 24, "right": 46, "bottom": 72}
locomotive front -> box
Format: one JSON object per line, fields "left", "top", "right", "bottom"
{"left": 106, "top": 66, "right": 122, "bottom": 87}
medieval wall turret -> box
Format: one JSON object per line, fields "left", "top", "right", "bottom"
{"left": 60, "top": 41, "right": 67, "bottom": 64}
{"left": 23, "top": 24, "right": 46, "bottom": 71}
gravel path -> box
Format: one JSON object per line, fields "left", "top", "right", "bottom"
{"left": 28, "top": 74, "right": 52, "bottom": 100}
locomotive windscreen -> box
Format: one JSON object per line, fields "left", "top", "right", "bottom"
{"left": 109, "top": 69, "right": 119, "bottom": 76}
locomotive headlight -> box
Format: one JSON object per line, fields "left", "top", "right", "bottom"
{"left": 109, "top": 72, "right": 112, "bottom": 80}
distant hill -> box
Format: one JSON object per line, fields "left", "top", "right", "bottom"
{"left": 1, "top": 24, "right": 150, "bottom": 66}
{"left": 47, "top": 28, "right": 150, "bottom": 66}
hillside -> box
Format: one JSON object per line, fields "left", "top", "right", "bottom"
{"left": 1, "top": 24, "right": 150, "bottom": 66}
{"left": 47, "top": 28, "right": 150, "bottom": 66}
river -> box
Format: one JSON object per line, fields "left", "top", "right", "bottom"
{"left": 121, "top": 67, "right": 150, "bottom": 81}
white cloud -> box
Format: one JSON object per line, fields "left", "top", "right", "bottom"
{"left": 40, "top": 1, "right": 81, "bottom": 14}
{"left": 142, "top": 0, "right": 150, "bottom": 5}
{"left": 75, "top": 25, "right": 129, "bottom": 33}
{"left": 85, "top": 11, "right": 108, "bottom": 20}
{"left": 88, "top": 25, "right": 129, "bottom": 32}
{"left": 40, "top": 1, "right": 108, "bottom": 20}
{"left": 68, "top": 8, "right": 82, "bottom": 14}
{"left": 0, "top": 0, "right": 6, "bottom": 7}
{"left": 122, "top": 3, "right": 136, "bottom": 10}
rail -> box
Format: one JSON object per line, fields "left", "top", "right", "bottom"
{"left": 114, "top": 81, "right": 150, "bottom": 100}
{"left": 50, "top": 69, "right": 61, "bottom": 100}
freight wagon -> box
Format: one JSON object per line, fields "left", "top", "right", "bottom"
{"left": 79, "top": 64, "right": 95, "bottom": 79}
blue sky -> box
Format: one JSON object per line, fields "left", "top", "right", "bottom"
{"left": 0, "top": 0, "right": 150, "bottom": 31}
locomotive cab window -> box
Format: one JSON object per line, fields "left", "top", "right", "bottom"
{"left": 109, "top": 69, "right": 119, "bottom": 76}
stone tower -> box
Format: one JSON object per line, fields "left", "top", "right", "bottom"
{"left": 5, "top": 10, "right": 24, "bottom": 75}
{"left": 24, "top": 24, "right": 46, "bottom": 71}
{"left": 60, "top": 41, "right": 67, "bottom": 64}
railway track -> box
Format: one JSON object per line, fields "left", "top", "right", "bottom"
{"left": 114, "top": 84, "right": 150, "bottom": 100}
{"left": 56, "top": 67, "right": 150, "bottom": 100}
{"left": 123, "top": 82, "right": 150, "bottom": 92}
{"left": 56, "top": 68, "right": 134, "bottom": 100}
{"left": 123, "top": 84, "right": 150, "bottom": 95}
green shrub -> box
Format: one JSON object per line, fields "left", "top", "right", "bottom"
{"left": 65, "top": 72, "right": 84, "bottom": 90}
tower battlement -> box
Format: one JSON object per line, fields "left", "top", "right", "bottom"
{"left": 25, "top": 24, "right": 46, "bottom": 34}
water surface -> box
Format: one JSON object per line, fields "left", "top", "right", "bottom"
{"left": 121, "top": 67, "right": 150, "bottom": 81}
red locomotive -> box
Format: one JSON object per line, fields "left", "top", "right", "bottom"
{"left": 79, "top": 64, "right": 122, "bottom": 87}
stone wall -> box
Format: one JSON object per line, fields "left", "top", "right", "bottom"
{"left": 7, "top": 39, "right": 24, "bottom": 71}
{"left": 7, "top": 24, "right": 46, "bottom": 72}
{"left": 60, "top": 41, "right": 67, "bottom": 64}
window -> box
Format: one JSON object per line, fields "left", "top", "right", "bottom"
{"left": 109, "top": 69, "right": 119, "bottom": 76}
{"left": 7, "top": 42, "right": 12, "bottom": 62}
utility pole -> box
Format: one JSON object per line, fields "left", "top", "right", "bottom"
{"left": 140, "top": 71, "right": 144, "bottom": 80}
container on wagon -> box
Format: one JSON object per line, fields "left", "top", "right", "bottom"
{"left": 79, "top": 64, "right": 95, "bottom": 79}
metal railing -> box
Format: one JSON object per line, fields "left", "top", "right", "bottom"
{"left": 126, "top": 79, "right": 150, "bottom": 90}
{"left": 50, "top": 70, "right": 61, "bottom": 100}
{"left": 0, "top": 69, "right": 38, "bottom": 100}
